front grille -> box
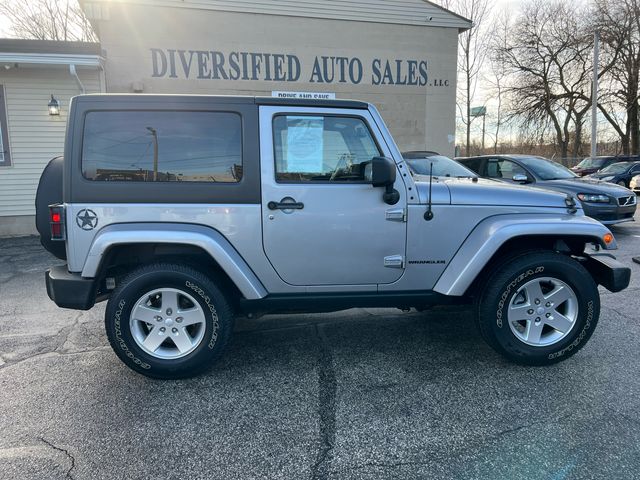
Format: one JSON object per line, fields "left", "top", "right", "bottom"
{"left": 618, "top": 195, "right": 637, "bottom": 206}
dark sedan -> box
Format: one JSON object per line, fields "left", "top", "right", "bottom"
{"left": 571, "top": 155, "right": 639, "bottom": 176}
{"left": 588, "top": 161, "right": 640, "bottom": 188}
{"left": 458, "top": 154, "right": 637, "bottom": 225}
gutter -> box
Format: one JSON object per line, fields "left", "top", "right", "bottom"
{"left": 0, "top": 52, "right": 104, "bottom": 94}
{"left": 69, "top": 64, "right": 85, "bottom": 94}
{"left": 0, "top": 52, "right": 103, "bottom": 67}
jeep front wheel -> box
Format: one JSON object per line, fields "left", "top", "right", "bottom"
{"left": 104, "top": 263, "right": 233, "bottom": 379}
{"left": 477, "top": 251, "right": 600, "bottom": 365}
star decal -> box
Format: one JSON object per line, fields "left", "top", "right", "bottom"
{"left": 76, "top": 209, "right": 98, "bottom": 230}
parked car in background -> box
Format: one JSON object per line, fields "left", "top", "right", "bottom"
{"left": 402, "top": 151, "right": 477, "bottom": 178}
{"left": 630, "top": 174, "right": 640, "bottom": 194}
{"left": 458, "top": 154, "right": 637, "bottom": 225}
{"left": 588, "top": 161, "right": 640, "bottom": 188}
{"left": 571, "top": 156, "right": 638, "bottom": 176}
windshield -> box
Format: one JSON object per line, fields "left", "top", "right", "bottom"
{"left": 599, "top": 162, "right": 632, "bottom": 174}
{"left": 405, "top": 155, "right": 477, "bottom": 178}
{"left": 576, "top": 157, "right": 606, "bottom": 168}
{"left": 517, "top": 156, "right": 577, "bottom": 180}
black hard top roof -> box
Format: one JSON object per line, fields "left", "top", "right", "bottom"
{"left": 75, "top": 94, "right": 369, "bottom": 109}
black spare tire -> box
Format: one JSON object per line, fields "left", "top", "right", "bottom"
{"left": 35, "top": 156, "right": 66, "bottom": 260}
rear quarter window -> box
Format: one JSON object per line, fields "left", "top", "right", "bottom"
{"left": 82, "top": 111, "right": 242, "bottom": 182}
{"left": 460, "top": 158, "right": 484, "bottom": 174}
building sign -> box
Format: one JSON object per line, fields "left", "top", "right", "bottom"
{"left": 272, "top": 91, "right": 336, "bottom": 100}
{"left": 150, "top": 49, "right": 437, "bottom": 87}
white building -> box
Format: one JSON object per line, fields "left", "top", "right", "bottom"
{"left": 82, "top": 0, "right": 470, "bottom": 154}
{"left": 0, "top": 1, "right": 470, "bottom": 236}
{"left": 0, "top": 40, "right": 104, "bottom": 236}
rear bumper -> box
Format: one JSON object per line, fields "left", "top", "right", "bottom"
{"left": 582, "top": 253, "right": 631, "bottom": 293}
{"left": 45, "top": 265, "right": 97, "bottom": 310}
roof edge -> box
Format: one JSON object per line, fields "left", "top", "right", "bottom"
{"left": 422, "top": 0, "right": 472, "bottom": 31}
{"left": 0, "top": 39, "right": 101, "bottom": 56}
{"left": 81, "top": 0, "right": 473, "bottom": 30}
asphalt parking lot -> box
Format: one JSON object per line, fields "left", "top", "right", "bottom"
{"left": 0, "top": 216, "right": 639, "bottom": 480}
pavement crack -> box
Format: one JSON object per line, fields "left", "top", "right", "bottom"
{"left": 0, "top": 273, "right": 19, "bottom": 285}
{"left": 602, "top": 306, "right": 635, "bottom": 322}
{"left": 619, "top": 412, "right": 640, "bottom": 426}
{"left": 54, "top": 312, "right": 84, "bottom": 353}
{"left": 310, "top": 323, "right": 337, "bottom": 480}
{"left": 340, "top": 460, "right": 432, "bottom": 472}
{"left": 494, "top": 411, "right": 576, "bottom": 438}
{"left": 0, "top": 349, "right": 107, "bottom": 371}
{"left": 39, "top": 437, "right": 76, "bottom": 479}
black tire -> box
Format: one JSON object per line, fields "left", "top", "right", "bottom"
{"left": 104, "top": 263, "right": 233, "bottom": 379}
{"left": 477, "top": 251, "right": 600, "bottom": 365}
{"left": 35, "top": 156, "right": 66, "bottom": 260}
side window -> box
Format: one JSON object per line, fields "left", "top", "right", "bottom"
{"left": 273, "top": 115, "right": 381, "bottom": 182}
{"left": 631, "top": 164, "right": 640, "bottom": 174}
{"left": 82, "top": 111, "right": 242, "bottom": 182}
{"left": 487, "top": 159, "right": 527, "bottom": 180}
{"left": 461, "top": 158, "right": 483, "bottom": 174}
{"left": 0, "top": 85, "right": 11, "bottom": 167}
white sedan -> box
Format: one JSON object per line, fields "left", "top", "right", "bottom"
{"left": 630, "top": 174, "right": 640, "bottom": 194}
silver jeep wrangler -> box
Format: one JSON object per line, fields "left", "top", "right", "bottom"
{"left": 36, "top": 94, "right": 631, "bottom": 379}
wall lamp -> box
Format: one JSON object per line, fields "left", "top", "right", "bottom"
{"left": 48, "top": 95, "right": 60, "bottom": 116}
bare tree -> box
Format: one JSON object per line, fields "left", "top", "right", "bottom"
{"left": 434, "top": 0, "right": 492, "bottom": 156}
{"left": 498, "top": 0, "right": 609, "bottom": 160}
{"left": 485, "top": 8, "right": 511, "bottom": 153}
{"left": 0, "top": 0, "right": 97, "bottom": 42}
{"left": 592, "top": 0, "right": 640, "bottom": 154}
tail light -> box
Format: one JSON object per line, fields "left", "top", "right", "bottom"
{"left": 49, "top": 204, "right": 65, "bottom": 240}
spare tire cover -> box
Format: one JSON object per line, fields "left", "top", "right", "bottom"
{"left": 35, "top": 156, "right": 66, "bottom": 260}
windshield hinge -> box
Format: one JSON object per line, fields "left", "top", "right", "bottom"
{"left": 385, "top": 208, "right": 407, "bottom": 222}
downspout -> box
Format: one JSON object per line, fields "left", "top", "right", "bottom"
{"left": 69, "top": 64, "right": 85, "bottom": 94}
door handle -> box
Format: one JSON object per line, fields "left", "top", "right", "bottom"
{"left": 268, "top": 200, "right": 304, "bottom": 210}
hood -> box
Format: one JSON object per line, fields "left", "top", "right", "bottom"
{"left": 540, "top": 177, "right": 632, "bottom": 196}
{"left": 589, "top": 172, "right": 622, "bottom": 180}
{"left": 413, "top": 176, "right": 568, "bottom": 207}
{"left": 571, "top": 166, "right": 598, "bottom": 175}
{"left": 571, "top": 166, "right": 595, "bottom": 171}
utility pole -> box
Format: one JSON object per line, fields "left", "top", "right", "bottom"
{"left": 591, "top": 31, "right": 599, "bottom": 158}
{"left": 482, "top": 112, "right": 486, "bottom": 152}
{"left": 470, "top": 106, "right": 487, "bottom": 154}
{"left": 146, "top": 126, "right": 158, "bottom": 181}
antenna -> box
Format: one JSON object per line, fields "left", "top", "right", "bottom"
{"left": 424, "top": 161, "right": 434, "bottom": 221}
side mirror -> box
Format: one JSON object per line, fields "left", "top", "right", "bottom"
{"left": 371, "top": 156, "right": 396, "bottom": 187}
{"left": 371, "top": 156, "right": 399, "bottom": 205}
{"left": 512, "top": 173, "right": 529, "bottom": 183}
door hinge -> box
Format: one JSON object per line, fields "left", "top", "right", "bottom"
{"left": 385, "top": 208, "right": 407, "bottom": 222}
{"left": 384, "top": 255, "right": 405, "bottom": 269}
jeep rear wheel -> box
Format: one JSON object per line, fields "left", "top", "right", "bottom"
{"left": 104, "top": 263, "right": 233, "bottom": 379}
{"left": 477, "top": 251, "right": 600, "bottom": 365}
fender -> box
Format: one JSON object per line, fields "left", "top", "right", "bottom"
{"left": 81, "top": 223, "right": 268, "bottom": 300}
{"left": 433, "top": 213, "right": 615, "bottom": 296}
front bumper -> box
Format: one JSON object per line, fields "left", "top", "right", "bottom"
{"left": 582, "top": 253, "right": 631, "bottom": 293}
{"left": 582, "top": 202, "right": 636, "bottom": 225}
{"left": 45, "top": 265, "right": 97, "bottom": 310}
